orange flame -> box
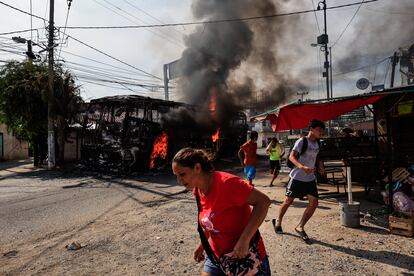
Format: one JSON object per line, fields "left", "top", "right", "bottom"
{"left": 212, "top": 129, "right": 220, "bottom": 142}
{"left": 209, "top": 86, "right": 218, "bottom": 112}
{"left": 209, "top": 93, "right": 216, "bottom": 112}
{"left": 209, "top": 87, "right": 219, "bottom": 143}
{"left": 150, "top": 131, "right": 168, "bottom": 169}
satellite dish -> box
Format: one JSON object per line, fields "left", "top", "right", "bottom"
{"left": 356, "top": 78, "right": 370, "bottom": 90}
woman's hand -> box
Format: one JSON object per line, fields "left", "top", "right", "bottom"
{"left": 224, "top": 239, "right": 249, "bottom": 259}
{"left": 194, "top": 243, "right": 205, "bottom": 263}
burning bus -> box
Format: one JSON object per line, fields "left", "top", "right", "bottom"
{"left": 78, "top": 95, "right": 247, "bottom": 174}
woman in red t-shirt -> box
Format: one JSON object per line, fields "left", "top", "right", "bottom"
{"left": 172, "top": 148, "right": 271, "bottom": 276}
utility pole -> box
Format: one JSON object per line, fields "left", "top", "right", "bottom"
{"left": 321, "top": 0, "right": 331, "bottom": 136}
{"left": 390, "top": 52, "right": 399, "bottom": 88}
{"left": 322, "top": 0, "right": 330, "bottom": 101}
{"left": 47, "top": 0, "right": 56, "bottom": 169}
{"left": 329, "top": 46, "right": 333, "bottom": 98}
{"left": 163, "top": 64, "right": 169, "bottom": 100}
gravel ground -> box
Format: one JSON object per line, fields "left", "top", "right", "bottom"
{"left": 0, "top": 159, "right": 413, "bottom": 275}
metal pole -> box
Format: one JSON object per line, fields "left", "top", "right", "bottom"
{"left": 47, "top": 0, "right": 56, "bottom": 169}
{"left": 323, "top": 0, "right": 330, "bottom": 101}
{"left": 27, "top": 40, "right": 33, "bottom": 63}
{"left": 329, "top": 46, "right": 333, "bottom": 99}
{"left": 163, "top": 64, "right": 169, "bottom": 100}
{"left": 346, "top": 166, "right": 353, "bottom": 203}
{"left": 323, "top": 0, "right": 331, "bottom": 136}
{"left": 390, "top": 52, "right": 398, "bottom": 88}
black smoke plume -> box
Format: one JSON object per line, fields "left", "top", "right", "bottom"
{"left": 163, "top": 0, "right": 307, "bottom": 134}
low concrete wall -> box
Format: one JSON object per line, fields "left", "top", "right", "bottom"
{"left": 0, "top": 124, "right": 29, "bottom": 161}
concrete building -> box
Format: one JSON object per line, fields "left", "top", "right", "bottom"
{"left": 0, "top": 124, "right": 29, "bottom": 161}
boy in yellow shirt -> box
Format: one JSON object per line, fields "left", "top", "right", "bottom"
{"left": 266, "top": 138, "right": 284, "bottom": 187}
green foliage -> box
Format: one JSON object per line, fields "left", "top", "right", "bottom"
{"left": 0, "top": 60, "right": 83, "bottom": 144}
{"left": 0, "top": 61, "right": 48, "bottom": 140}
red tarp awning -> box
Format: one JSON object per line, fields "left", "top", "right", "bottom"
{"left": 252, "top": 95, "right": 384, "bottom": 131}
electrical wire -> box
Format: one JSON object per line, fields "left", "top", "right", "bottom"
{"left": 0, "top": 1, "right": 47, "bottom": 22}
{"left": 0, "top": 28, "right": 41, "bottom": 36}
{"left": 60, "top": 50, "right": 144, "bottom": 76}
{"left": 92, "top": 0, "right": 184, "bottom": 48}
{"left": 362, "top": 6, "right": 414, "bottom": 16}
{"left": 333, "top": 56, "right": 389, "bottom": 76}
{"left": 121, "top": 0, "right": 186, "bottom": 37}
{"left": 311, "top": 0, "right": 321, "bottom": 34}
{"left": 57, "top": 0, "right": 72, "bottom": 60}
{"left": 63, "top": 60, "right": 162, "bottom": 81}
{"left": 65, "top": 62, "right": 165, "bottom": 88}
{"left": 59, "top": 0, "right": 379, "bottom": 29}
{"left": 0, "top": 48, "right": 26, "bottom": 56}
{"left": 100, "top": 0, "right": 183, "bottom": 41}
{"left": 103, "top": 0, "right": 184, "bottom": 46}
{"left": 29, "top": 0, "right": 33, "bottom": 41}
{"left": 0, "top": 0, "right": 379, "bottom": 30}
{"left": 67, "top": 66, "right": 164, "bottom": 88}
{"left": 62, "top": 32, "right": 162, "bottom": 80}
{"left": 331, "top": 0, "right": 365, "bottom": 48}
{"left": 76, "top": 75, "right": 163, "bottom": 90}
{"left": 79, "top": 79, "right": 163, "bottom": 96}
{"left": 311, "top": 0, "right": 322, "bottom": 99}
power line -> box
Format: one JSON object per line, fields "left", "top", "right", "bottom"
{"left": 0, "top": 48, "right": 26, "bottom": 56}
{"left": 79, "top": 79, "right": 163, "bottom": 95}
{"left": 60, "top": 50, "right": 144, "bottom": 76}
{"left": 63, "top": 60, "right": 162, "bottom": 81}
{"left": 69, "top": 66, "right": 165, "bottom": 89}
{"left": 362, "top": 6, "right": 414, "bottom": 16}
{"left": 67, "top": 65, "right": 163, "bottom": 87}
{"left": 311, "top": 0, "right": 321, "bottom": 34}
{"left": 333, "top": 56, "right": 389, "bottom": 76}
{"left": 0, "top": 0, "right": 379, "bottom": 31}
{"left": 0, "top": 1, "right": 47, "bottom": 22}
{"left": 57, "top": 0, "right": 73, "bottom": 60}
{"left": 0, "top": 28, "right": 42, "bottom": 36}
{"left": 75, "top": 74, "right": 164, "bottom": 89}
{"left": 61, "top": 0, "right": 378, "bottom": 30}
{"left": 92, "top": 0, "right": 184, "bottom": 48}
{"left": 331, "top": 0, "right": 365, "bottom": 48}
{"left": 63, "top": 32, "right": 162, "bottom": 80}
{"left": 121, "top": 0, "right": 186, "bottom": 37}
{"left": 29, "top": 0, "right": 33, "bottom": 40}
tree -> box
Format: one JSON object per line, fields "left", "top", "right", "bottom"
{"left": 0, "top": 61, "right": 82, "bottom": 166}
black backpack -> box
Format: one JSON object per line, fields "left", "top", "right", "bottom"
{"left": 286, "top": 138, "right": 320, "bottom": 169}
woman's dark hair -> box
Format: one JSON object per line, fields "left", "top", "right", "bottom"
{"left": 271, "top": 137, "right": 278, "bottom": 143}
{"left": 173, "top": 148, "right": 214, "bottom": 172}
{"left": 308, "top": 119, "right": 326, "bottom": 130}
{"left": 250, "top": 131, "right": 258, "bottom": 140}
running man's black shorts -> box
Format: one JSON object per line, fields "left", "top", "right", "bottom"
{"left": 285, "top": 178, "right": 318, "bottom": 199}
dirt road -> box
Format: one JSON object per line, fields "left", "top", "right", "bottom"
{"left": 1, "top": 160, "right": 413, "bottom": 275}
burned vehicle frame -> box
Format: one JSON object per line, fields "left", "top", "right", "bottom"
{"left": 79, "top": 95, "right": 247, "bottom": 173}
